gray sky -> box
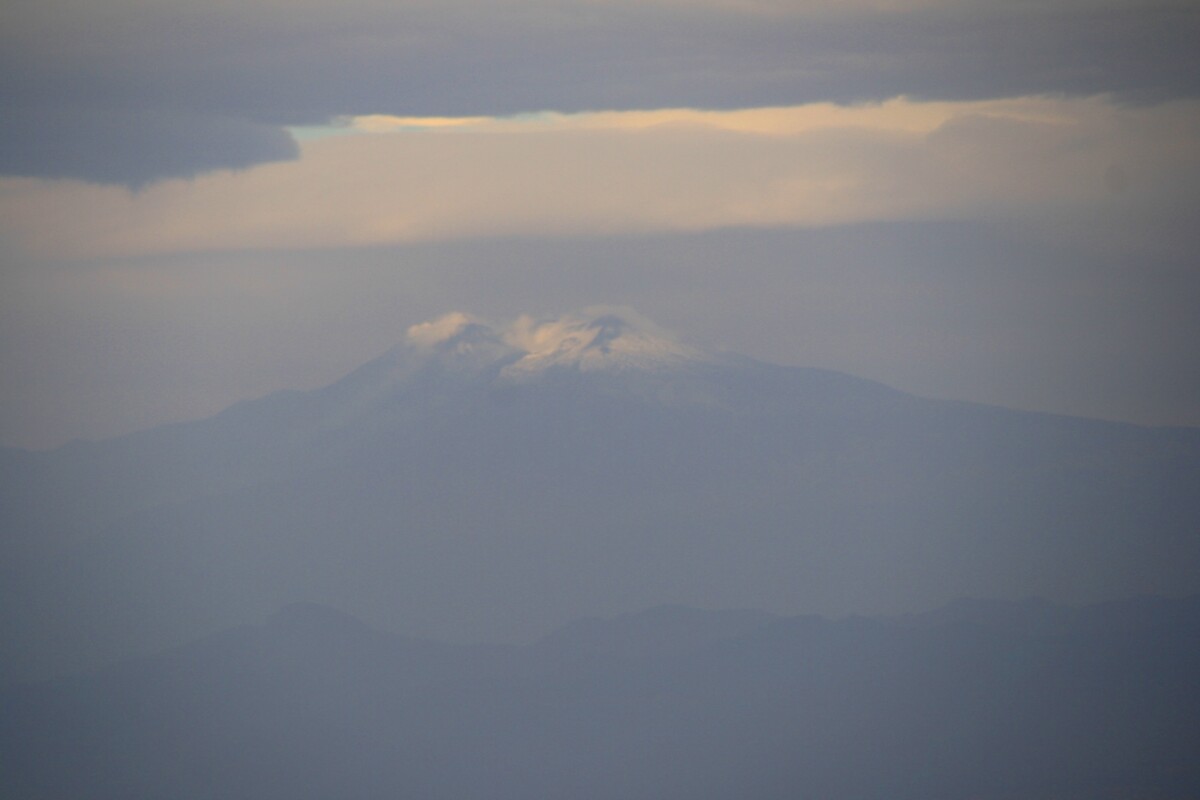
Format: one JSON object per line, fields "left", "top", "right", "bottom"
{"left": 1, "top": 0, "right": 1199, "bottom": 448}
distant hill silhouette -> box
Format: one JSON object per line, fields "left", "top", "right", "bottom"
{"left": 3, "top": 595, "right": 1198, "bottom": 799}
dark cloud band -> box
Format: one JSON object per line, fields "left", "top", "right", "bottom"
{"left": 0, "top": 107, "right": 298, "bottom": 186}
{"left": 2, "top": 0, "right": 1197, "bottom": 184}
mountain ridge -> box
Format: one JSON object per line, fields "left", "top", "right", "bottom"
{"left": 4, "top": 594, "right": 1198, "bottom": 799}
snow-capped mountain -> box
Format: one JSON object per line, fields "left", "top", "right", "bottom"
{"left": 302, "top": 309, "right": 719, "bottom": 423}
{"left": 2, "top": 309, "right": 1199, "bottom": 681}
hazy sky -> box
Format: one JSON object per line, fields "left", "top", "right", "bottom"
{"left": 2, "top": 0, "right": 1199, "bottom": 448}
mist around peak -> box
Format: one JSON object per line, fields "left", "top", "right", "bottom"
{"left": 400, "top": 307, "right": 706, "bottom": 376}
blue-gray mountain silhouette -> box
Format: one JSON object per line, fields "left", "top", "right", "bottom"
{"left": 3, "top": 595, "right": 1198, "bottom": 799}
{"left": 2, "top": 310, "right": 1199, "bottom": 680}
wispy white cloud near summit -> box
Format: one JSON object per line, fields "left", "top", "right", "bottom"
{"left": 402, "top": 308, "right": 701, "bottom": 375}
{"left": 406, "top": 312, "right": 482, "bottom": 349}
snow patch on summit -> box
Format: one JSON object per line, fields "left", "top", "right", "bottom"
{"left": 500, "top": 310, "right": 702, "bottom": 376}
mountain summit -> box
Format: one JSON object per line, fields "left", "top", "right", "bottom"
{"left": 397, "top": 308, "right": 706, "bottom": 378}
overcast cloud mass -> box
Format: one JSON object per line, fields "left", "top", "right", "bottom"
{"left": 3, "top": 0, "right": 1198, "bottom": 184}
{"left": 1, "top": 0, "right": 1199, "bottom": 448}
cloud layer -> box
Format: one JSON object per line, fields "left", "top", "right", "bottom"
{"left": 4, "top": 95, "right": 1196, "bottom": 259}
{"left": 3, "top": 0, "right": 1197, "bottom": 183}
